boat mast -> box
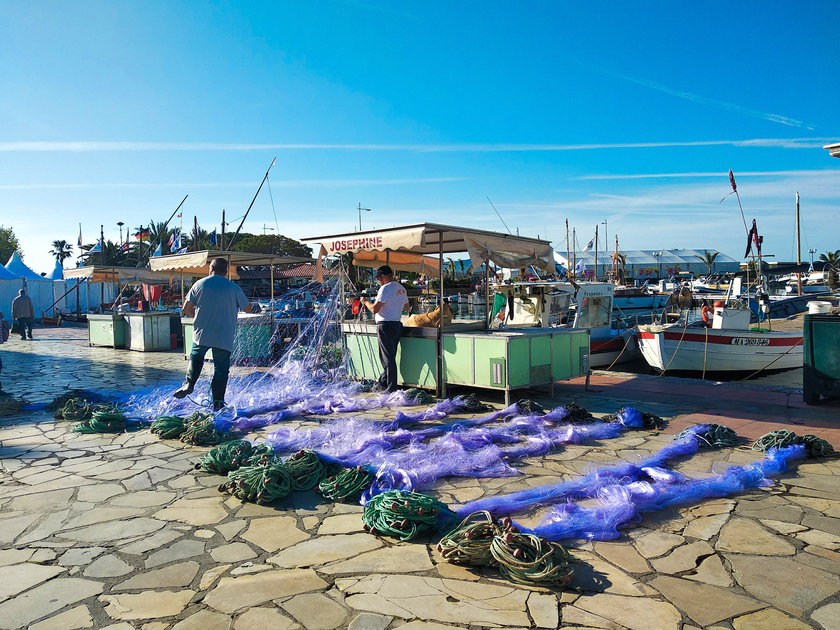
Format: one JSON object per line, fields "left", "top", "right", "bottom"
{"left": 572, "top": 228, "right": 576, "bottom": 282}
{"left": 594, "top": 224, "right": 598, "bottom": 282}
{"left": 796, "top": 192, "right": 802, "bottom": 296}
{"left": 565, "top": 219, "right": 570, "bottom": 282}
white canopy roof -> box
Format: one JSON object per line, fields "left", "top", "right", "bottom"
{"left": 303, "top": 223, "right": 554, "bottom": 273}
{"left": 148, "top": 250, "right": 314, "bottom": 277}
{"left": 63, "top": 266, "right": 175, "bottom": 285}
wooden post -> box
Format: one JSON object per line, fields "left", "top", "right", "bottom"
{"left": 796, "top": 192, "right": 803, "bottom": 296}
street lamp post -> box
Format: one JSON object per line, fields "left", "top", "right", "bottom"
{"left": 117, "top": 222, "right": 124, "bottom": 247}
{"left": 809, "top": 248, "right": 817, "bottom": 266}
{"left": 653, "top": 251, "right": 663, "bottom": 279}
{"left": 358, "top": 203, "right": 371, "bottom": 231}
{"left": 601, "top": 219, "right": 608, "bottom": 252}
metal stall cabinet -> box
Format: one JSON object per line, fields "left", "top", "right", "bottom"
{"left": 443, "top": 328, "right": 590, "bottom": 405}
{"left": 87, "top": 313, "right": 127, "bottom": 348}
{"left": 803, "top": 313, "right": 840, "bottom": 405}
{"left": 124, "top": 311, "right": 173, "bottom": 352}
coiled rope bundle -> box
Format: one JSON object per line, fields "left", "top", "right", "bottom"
{"left": 753, "top": 430, "right": 835, "bottom": 458}
{"left": 489, "top": 528, "right": 575, "bottom": 587}
{"left": 318, "top": 465, "right": 374, "bottom": 502}
{"left": 197, "top": 439, "right": 255, "bottom": 474}
{"left": 59, "top": 398, "right": 94, "bottom": 421}
{"left": 151, "top": 416, "right": 187, "bottom": 439}
{"left": 677, "top": 423, "right": 740, "bottom": 448}
{"left": 362, "top": 490, "right": 456, "bottom": 541}
{"left": 72, "top": 405, "right": 126, "bottom": 434}
{"left": 282, "top": 449, "right": 327, "bottom": 491}
{"left": 180, "top": 411, "right": 228, "bottom": 446}
{"left": 437, "top": 510, "right": 500, "bottom": 566}
{"left": 219, "top": 462, "right": 293, "bottom": 504}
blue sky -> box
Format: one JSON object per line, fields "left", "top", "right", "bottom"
{"left": 2, "top": 0, "right": 839, "bottom": 275}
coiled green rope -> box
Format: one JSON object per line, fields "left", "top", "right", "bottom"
{"left": 151, "top": 416, "right": 187, "bottom": 439}
{"left": 219, "top": 462, "right": 293, "bottom": 503}
{"left": 180, "top": 412, "right": 228, "bottom": 446}
{"left": 456, "top": 393, "right": 494, "bottom": 412}
{"left": 318, "top": 465, "right": 374, "bottom": 502}
{"left": 515, "top": 399, "right": 545, "bottom": 415}
{"left": 246, "top": 443, "right": 276, "bottom": 466}
{"left": 405, "top": 388, "right": 435, "bottom": 405}
{"left": 282, "top": 449, "right": 327, "bottom": 491}
{"left": 752, "top": 430, "right": 835, "bottom": 458}
{"left": 72, "top": 407, "right": 126, "bottom": 434}
{"left": 361, "top": 490, "right": 456, "bottom": 541}
{"left": 437, "top": 510, "right": 501, "bottom": 566}
{"left": 489, "top": 529, "right": 575, "bottom": 587}
{"left": 60, "top": 398, "right": 93, "bottom": 421}
{"left": 197, "top": 440, "right": 255, "bottom": 474}
{"left": 676, "top": 423, "right": 740, "bottom": 448}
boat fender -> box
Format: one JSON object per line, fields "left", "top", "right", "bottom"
{"left": 701, "top": 305, "right": 713, "bottom": 324}
{"left": 351, "top": 298, "right": 362, "bottom": 315}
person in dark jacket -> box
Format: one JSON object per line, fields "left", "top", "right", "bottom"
{"left": 11, "top": 289, "right": 35, "bottom": 340}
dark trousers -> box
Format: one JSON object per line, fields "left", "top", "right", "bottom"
{"left": 185, "top": 345, "right": 232, "bottom": 406}
{"left": 377, "top": 321, "right": 403, "bottom": 392}
{"left": 16, "top": 318, "right": 33, "bottom": 339}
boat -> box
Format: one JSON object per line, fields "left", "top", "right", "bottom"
{"left": 491, "top": 281, "right": 639, "bottom": 368}
{"left": 635, "top": 303, "right": 803, "bottom": 373}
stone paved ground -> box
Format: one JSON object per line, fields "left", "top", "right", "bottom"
{"left": 1, "top": 325, "right": 840, "bottom": 629}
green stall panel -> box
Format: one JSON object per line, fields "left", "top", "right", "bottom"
{"left": 507, "top": 337, "right": 531, "bottom": 387}
{"left": 803, "top": 314, "right": 840, "bottom": 405}
{"left": 473, "top": 337, "right": 507, "bottom": 387}
{"left": 345, "top": 333, "right": 381, "bottom": 380}
{"left": 552, "top": 332, "right": 572, "bottom": 380}
{"left": 397, "top": 336, "right": 438, "bottom": 388}
{"left": 443, "top": 336, "right": 473, "bottom": 384}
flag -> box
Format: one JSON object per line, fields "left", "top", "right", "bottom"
{"left": 583, "top": 237, "right": 595, "bottom": 253}
{"left": 121, "top": 241, "right": 130, "bottom": 251}
{"left": 574, "top": 259, "right": 586, "bottom": 274}
{"left": 88, "top": 242, "right": 101, "bottom": 254}
{"left": 168, "top": 228, "right": 179, "bottom": 249}
{"left": 77, "top": 229, "right": 82, "bottom": 247}
{"left": 177, "top": 246, "right": 188, "bottom": 254}
{"left": 209, "top": 229, "right": 217, "bottom": 247}
{"left": 176, "top": 213, "right": 182, "bottom": 218}
{"left": 744, "top": 219, "right": 762, "bottom": 258}
{"left": 173, "top": 230, "right": 182, "bottom": 251}
{"left": 135, "top": 229, "right": 150, "bottom": 241}
{"left": 153, "top": 242, "right": 163, "bottom": 257}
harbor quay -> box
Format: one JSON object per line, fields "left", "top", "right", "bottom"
{"left": 1, "top": 325, "right": 839, "bottom": 629}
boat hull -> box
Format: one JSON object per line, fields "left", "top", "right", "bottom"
{"left": 636, "top": 325, "right": 803, "bottom": 372}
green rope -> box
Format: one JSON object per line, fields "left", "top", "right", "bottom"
{"left": 753, "top": 430, "right": 835, "bottom": 458}
{"left": 220, "top": 462, "right": 293, "bottom": 503}
{"left": 361, "top": 490, "right": 456, "bottom": 541}
{"left": 318, "top": 465, "right": 374, "bottom": 502}
{"left": 197, "top": 440, "right": 255, "bottom": 474}
{"left": 676, "top": 424, "right": 740, "bottom": 448}
{"left": 405, "top": 388, "right": 435, "bottom": 405}
{"left": 455, "top": 393, "right": 494, "bottom": 412}
{"left": 60, "top": 398, "right": 94, "bottom": 421}
{"left": 180, "top": 412, "right": 228, "bottom": 446}
{"left": 282, "top": 449, "right": 327, "bottom": 491}
{"left": 71, "top": 408, "right": 126, "bottom": 434}
{"left": 246, "top": 443, "right": 276, "bottom": 466}
{"left": 489, "top": 529, "right": 575, "bottom": 587}
{"left": 151, "top": 416, "right": 187, "bottom": 439}
{"left": 437, "top": 510, "right": 501, "bottom": 566}
{"left": 515, "top": 399, "right": 545, "bottom": 415}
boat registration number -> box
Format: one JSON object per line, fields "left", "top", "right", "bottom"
{"left": 730, "top": 338, "right": 770, "bottom": 346}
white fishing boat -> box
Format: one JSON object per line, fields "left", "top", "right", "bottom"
{"left": 635, "top": 304, "right": 803, "bottom": 373}
{"left": 491, "top": 281, "right": 639, "bottom": 368}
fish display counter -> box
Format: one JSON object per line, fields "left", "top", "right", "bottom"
{"left": 87, "top": 313, "right": 127, "bottom": 348}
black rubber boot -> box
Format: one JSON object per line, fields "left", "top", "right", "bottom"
{"left": 210, "top": 377, "right": 228, "bottom": 411}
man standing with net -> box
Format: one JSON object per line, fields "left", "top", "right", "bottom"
{"left": 361, "top": 265, "right": 408, "bottom": 392}
{"left": 174, "top": 257, "right": 253, "bottom": 410}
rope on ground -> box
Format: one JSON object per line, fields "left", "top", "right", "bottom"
{"left": 677, "top": 423, "right": 740, "bottom": 448}
{"left": 318, "top": 465, "right": 374, "bottom": 502}
{"left": 219, "top": 462, "right": 293, "bottom": 503}
{"left": 282, "top": 449, "right": 327, "bottom": 491}
{"left": 151, "top": 416, "right": 187, "bottom": 439}
{"left": 404, "top": 388, "right": 435, "bottom": 405}
{"left": 489, "top": 529, "right": 576, "bottom": 587}
{"left": 72, "top": 406, "right": 127, "bottom": 434}
{"left": 361, "top": 490, "right": 456, "bottom": 541}
{"left": 752, "top": 429, "right": 835, "bottom": 458}
{"left": 197, "top": 439, "right": 255, "bottom": 474}
{"left": 515, "top": 399, "right": 545, "bottom": 415}
{"left": 437, "top": 510, "right": 501, "bottom": 566}
{"left": 180, "top": 411, "right": 229, "bottom": 446}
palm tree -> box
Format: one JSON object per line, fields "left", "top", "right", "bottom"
{"left": 49, "top": 239, "right": 74, "bottom": 266}
{"left": 696, "top": 250, "right": 719, "bottom": 277}
{"left": 819, "top": 250, "right": 840, "bottom": 265}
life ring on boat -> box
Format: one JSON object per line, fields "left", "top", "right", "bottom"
{"left": 701, "top": 305, "right": 713, "bottom": 324}
{"left": 351, "top": 298, "right": 362, "bottom": 315}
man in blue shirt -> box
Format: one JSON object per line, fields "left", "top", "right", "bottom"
{"left": 174, "top": 257, "right": 253, "bottom": 410}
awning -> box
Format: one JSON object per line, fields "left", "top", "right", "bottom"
{"left": 352, "top": 250, "right": 441, "bottom": 276}
{"left": 148, "top": 250, "right": 314, "bottom": 277}
{"left": 302, "top": 223, "right": 554, "bottom": 272}
{"left": 63, "top": 266, "right": 175, "bottom": 285}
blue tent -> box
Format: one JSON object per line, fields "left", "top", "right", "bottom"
{"left": 5, "top": 252, "right": 43, "bottom": 280}
{"left": 0, "top": 263, "right": 17, "bottom": 280}
{"left": 46, "top": 260, "right": 64, "bottom": 280}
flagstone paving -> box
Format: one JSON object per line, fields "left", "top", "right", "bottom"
{"left": 1, "top": 325, "right": 840, "bottom": 628}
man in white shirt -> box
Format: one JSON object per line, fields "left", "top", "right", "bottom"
{"left": 361, "top": 265, "right": 409, "bottom": 392}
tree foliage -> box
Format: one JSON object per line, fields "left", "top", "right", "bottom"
{"left": 50, "top": 239, "right": 74, "bottom": 266}
{"left": 0, "top": 225, "right": 23, "bottom": 264}
{"left": 819, "top": 250, "right": 840, "bottom": 264}
{"left": 228, "top": 233, "right": 312, "bottom": 258}
{"left": 695, "top": 250, "right": 719, "bottom": 276}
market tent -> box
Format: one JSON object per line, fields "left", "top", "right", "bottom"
{"left": 0, "top": 263, "right": 18, "bottom": 281}
{"left": 303, "top": 223, "right": 554, "bottom": 273}
{"left": 64, "top": 266, "right": 174, "bottom": 285}
{"left": 148, "top": 250, "right": 313, "bottom": 278}
{"left": 46, "top": 260, "right": 64, "bottom": 280}
{"left": 5, "top": 252, "right": 43, "bottom": 280}
{"left": 352, "top": 250, "right": 441, "bottom": 276}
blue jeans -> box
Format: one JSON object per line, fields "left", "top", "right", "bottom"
{"left": 17, "top": 318, "right": 33, "bottom": 339}
{"left": 185, "top": 345, "right": 231, "bottom": 405}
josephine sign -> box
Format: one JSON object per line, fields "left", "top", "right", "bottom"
{"left": 328, "top": 236, "right": 384, "bottom": 253}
